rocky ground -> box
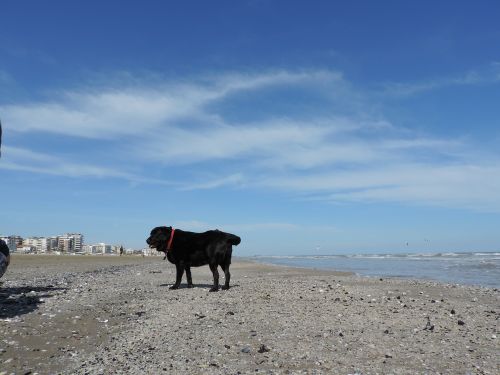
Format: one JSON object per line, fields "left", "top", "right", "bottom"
{"left": 0, "top": 255, "right": 498, "bottom": 374}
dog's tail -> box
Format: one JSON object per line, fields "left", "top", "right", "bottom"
{"left": 226, "top": 233, "right": 241, "bottom": 246}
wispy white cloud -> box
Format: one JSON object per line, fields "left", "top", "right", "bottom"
{"left": 381, "top": 64, "right": 500, "bottom": 97}
{"left": 1, "top": 70, "right": 342, "bottom": 138}
{"left": 140, "top": 119, "right": 337, "bottom": 164}
{"left": 259, "top": 163, "right": 500, "bottom": 212}
{"left": 1, "top": 68, "right": 499, "bottom": 212}
{"left": 180, "top": 173, "right": 245, "bottom": 190}
{"left": 171, "top": 219, "right": 337, "bottom": 234}
{"left": 0, "top": 146, "right": 176, "bottom": 185}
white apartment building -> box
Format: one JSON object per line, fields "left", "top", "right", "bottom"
{"left": 92, "top": 243, "right": 113, "bottom": 254}
{"left": 19, "top": 245, "right": 36, "bottom": 253}
{"left": 142, "top": 247, "right": 161, "bottom": 256}
{"left": 23, "top": 237, "right": 48, "bottom": 253}
{"left": 58, "top": 233, "right": 84, "bottom": 253}
{"left": 82, "top": 244, "right": 93, "bottom": 254}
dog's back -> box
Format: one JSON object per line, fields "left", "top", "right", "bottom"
{"left": 164, "top": 229, "right": 239, "bottom": 267}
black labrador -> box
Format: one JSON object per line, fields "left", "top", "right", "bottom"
{"left": 146, "top": 226, "right": 241, "bottom": 291}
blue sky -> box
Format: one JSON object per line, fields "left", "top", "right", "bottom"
{"left": 1, "top": 1, "right": 500, "bottom": 254}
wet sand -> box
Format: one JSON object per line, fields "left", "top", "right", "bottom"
{"left": 1, "top": 254, "right": 498, "bottom": 374}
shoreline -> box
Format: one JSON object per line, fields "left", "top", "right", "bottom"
{"left": 1, "top": 256, "right": 499, "bottom": 374}
{"left": 249, "top": 257, "right": 499, "bottom": 291}
{"left": 245, "top": 254, "right": 500, "bottom": 290}
{"left": 9, "top": 252, "right": 500, "bottom": 289}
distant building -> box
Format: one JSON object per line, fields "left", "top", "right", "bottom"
{"left": 19, "top": 245, "right": 36, "bottom": 253}
{"left": 142, "top": 247, "right": 160, "bottom": 256}
{"left": 0, "top": 233, "right": 159, "bottom": 256}
{"left": 82, "top": 244, "right": 93, "bottom": 254}
{"left": 23, "top": 237, "right": 48, "bottom": 253}
{"left": 57, "top": 233, "right": 84, "bottom": 253}
{"left": 57, "top": 237, "right": 71, "bottom": 252}
{"left": 48, "top": 236, "right": 59, "bottom": 252}
{"left": 92, "top": 243, "right": 113, "bottom": 254}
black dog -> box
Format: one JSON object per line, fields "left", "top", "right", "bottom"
{"left": 146, "top": 226, "right": 241, "bottom": 291}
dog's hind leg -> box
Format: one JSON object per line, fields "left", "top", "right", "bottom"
{"left": 221, "top": 245, "right": 232, "bottom": 290}
{"left": 209, "top": 263, "right": 219, "bottom": 292}
{"left": 221, "top": 262, "right": 231, "bottom": 290}
{"left": 170, "top": 263, "right": 185, "bottom": 290}
{"left": 185, "top": 266, "right": 193, "bottom": 288}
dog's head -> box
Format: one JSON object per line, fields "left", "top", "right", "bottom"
{"left": 146, "top": 226, "right": 172, "bottom": 253}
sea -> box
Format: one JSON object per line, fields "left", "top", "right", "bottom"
{"left": 252, "top": 252, "right": 500, "bottom": 288}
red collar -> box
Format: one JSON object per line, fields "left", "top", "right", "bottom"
{"left": 167, "top": 228, "right": 175, "bottom": 250}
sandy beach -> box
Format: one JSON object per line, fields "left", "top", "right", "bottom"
{"left": 1, "top": 255, "right": 498, "bottom": 374}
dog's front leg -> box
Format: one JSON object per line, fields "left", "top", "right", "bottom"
{"left": 185, "top": 266, "right": 193, "bottom": 288}
{"left": 209, "top": 263, "right": 219, "bottom": 292}
{"left": 170, "top": 263, "right": 184, "bottom": 290}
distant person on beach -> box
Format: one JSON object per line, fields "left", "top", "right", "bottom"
{"left": 119, "top": 246, "right": 124, "bottom": 256}
{"left": 0, "top": 239, "right": 10, "bottom": 279}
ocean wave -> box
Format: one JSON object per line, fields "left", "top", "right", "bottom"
{"left": 252, "top": 252, "right": 499, "bottom": 287}
{"left": 448, "top": 261, "right": 499, "bottom": 270}
{"left": 255, "top": 252, "right": 500, "bottom": 263}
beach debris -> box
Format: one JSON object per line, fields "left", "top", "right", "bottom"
{"left": 457, "top": 320, "right": 465, "bottom": 326}
{"left": 258, "top": 344, "right": 270, "bottom": 353}
{"left": 241, "top": 347, "right": 251, "bottom": 353}
{"left": 450, "top": 309, "right": 456, "bottom": 315}
{"left": 424, "top": 317, "right": 434, "bottom": 331}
